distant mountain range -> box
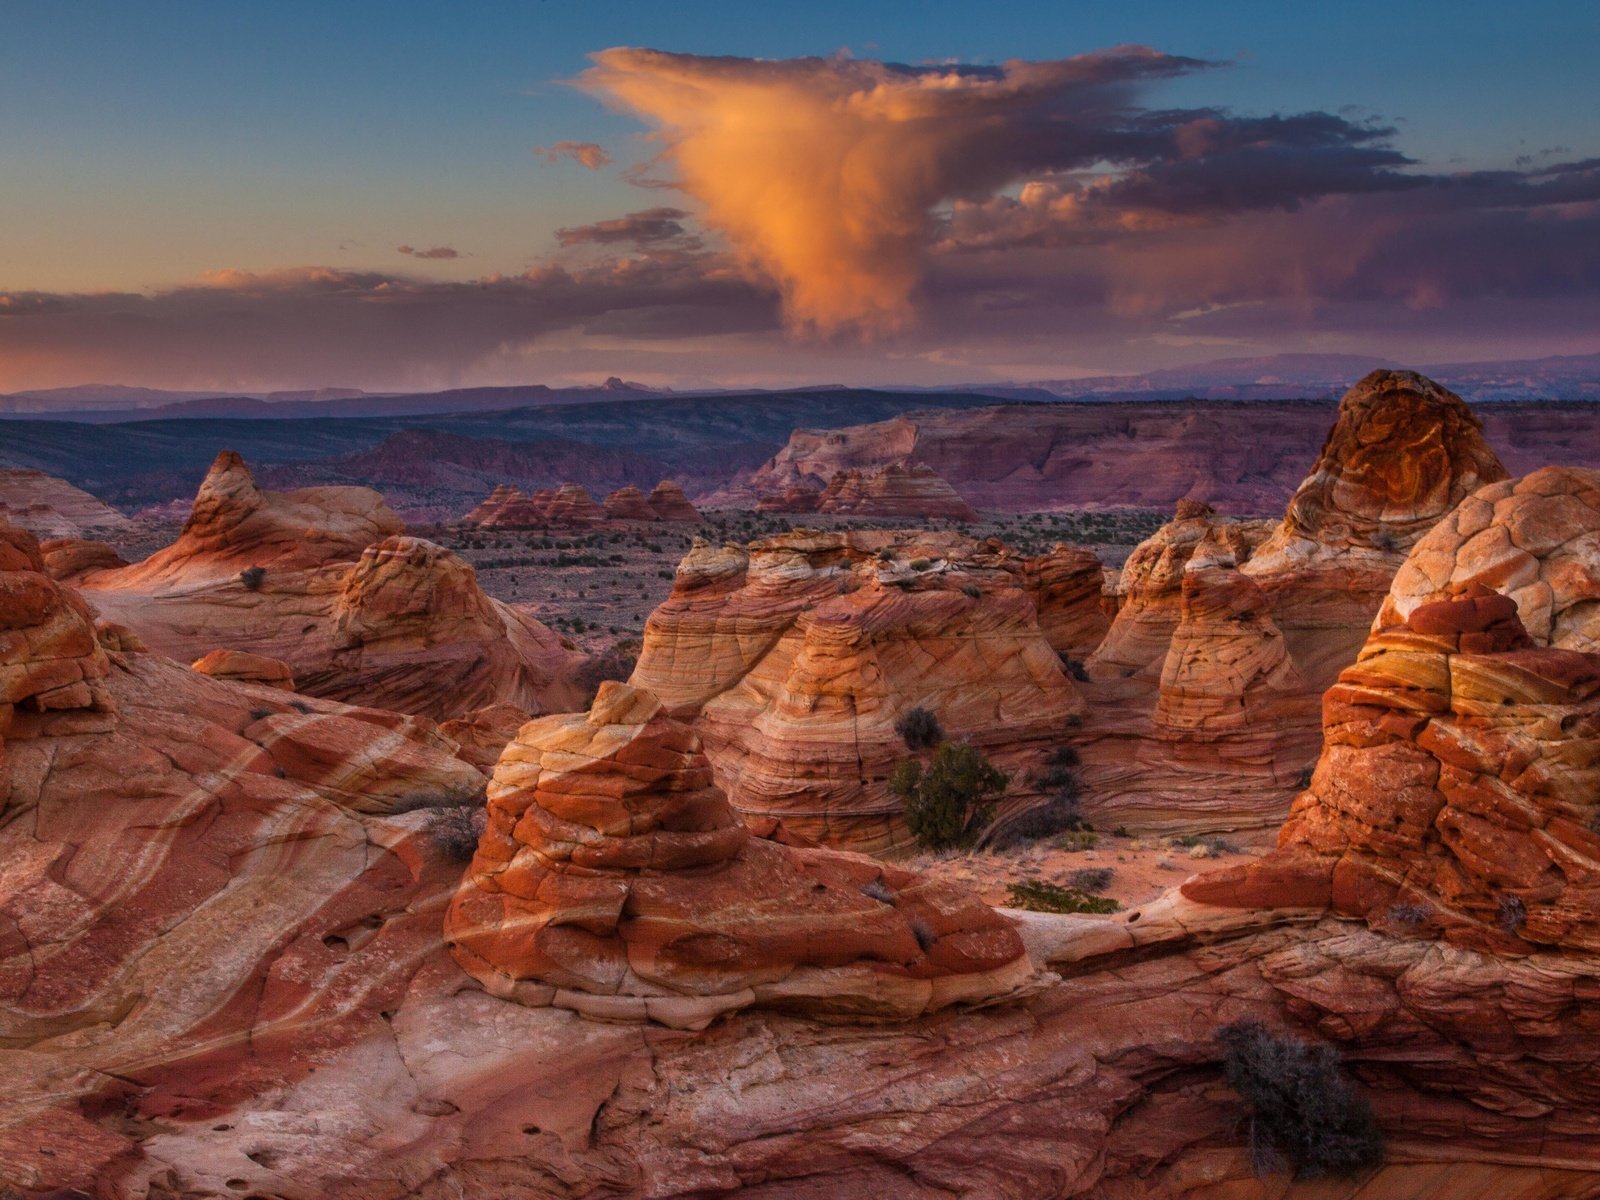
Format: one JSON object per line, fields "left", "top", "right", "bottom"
{"left": 3, "top": 353, "right": 1596, "bottom": 421}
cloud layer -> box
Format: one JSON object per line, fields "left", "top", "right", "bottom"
{"left": 1, "top": 46, "right": 1595, "bottom": 392}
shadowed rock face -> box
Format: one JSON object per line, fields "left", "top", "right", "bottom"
{"left": 74, "top": 456, "right": 582, "bottom": 722}
{"left": 469, "top": 479, "right": 701, "bottom": 527}
{"left": 1076, "top": 371, "right": 1510, "bottom": 837}
{"left": 630, "top": 529, "right": 1085, "bottom": 851}
{"left": 445, "top": 682, "right": 1035, "bottom": 1028}
{"left": 0, "top": 468, "right": 133, "bottom": 541}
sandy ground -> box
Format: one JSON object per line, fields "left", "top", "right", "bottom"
{"left": 909, "top": 832, "right": 1261, "bottom": 915}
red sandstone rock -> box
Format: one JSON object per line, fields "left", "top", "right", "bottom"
{"left": 438, "top": 702, "right": 533, "bottom": 773}
{"left": 1076, "top": 371, "right": 1509, "bottom": 837}
{"left": 191, "top": 647, "right": 296, "bottom": 690}
{"left": 645, "top": 479, "right": 701, "bottom": 522}
{"left": 815, "top": 463, "right": 979, "bottom": 521}
{"left": 1379, "top": 466, "right": 1600, "bottom": 653}
{"left": 445, "top": 682, "right": 1036, "bottom": 1027}
{"left": 630, "top": 529, "right": 1084, "bottom": 851}
{"left": 37, "top": 537, "right": 127, "bottom": 583}
{"left": 602, "top": 484, "right": 657, "bottom": 521}
{"left": 1023, "top": 542, "right": 1109, "bottom": 659}
{"left": 756, "top": 483, "right": 822, "bottom": 512}
{"left": 75, "top": 460, "right": 583, "bottom": 722}
{"left": 115, "top": 449, "right": 404, "bottom": 586}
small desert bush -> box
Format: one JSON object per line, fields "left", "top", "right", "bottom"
{"left": 1055, "top": 829, "right": 1099, "bottom": 852}
{"left": 1497, "top": 893, "right": 1528, "bottom": 935}
{"left": 860, "top": 878, "right": 895, "bottom": 904}
{"left": 1005, "top": 880, "right": 1120, "bottom": 915}
{"left": 1064, "top": 867, "right": 1114, "bottom": 894}
{"left": 424, "top": 805, "right": 485, "bottom": 863}
{"left": 239, "top": 565, "right": 266, "bottom": 591}
{"left": 1217, "top": 1019, "right": 1384, "bottom": 1179}
{"left": 894, "top": 705, "right": 944, "bottom": 750}
{"left": 891, "top": 742, "right": 1009, "bottom": 850}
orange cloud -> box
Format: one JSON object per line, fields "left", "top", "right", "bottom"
{"left": 580, "top": 46, "right": 1205, "bottom": 337}
{"left": 533, "top": 140, "right": 612, "bottom": 170}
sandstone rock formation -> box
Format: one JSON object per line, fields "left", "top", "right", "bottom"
{"left": 191, "top": 647, "right": 296, "bottom": 690}
{"left": 755, "top": 483, "right": 821, "bottom": 512}
{"left": 630, "top": 529, "right": 1084, "bottom": 851}
{"left": 1077, "top": 371, "right": 1509, "bottom": 836}
{"left": 0, "top": 467, "right": 133, "bottom": 540}
{"left": 645, "top": 479, "right": 701, "bottom": 522}
{"left": 1022, "top": 542, "right": 1109, "bottom": 660}
{"left": 75, "top": 457, "right": 583, "bottom": 722}
{"left": 471, "top": 479, "right": 701, "bottom": 527}
{"left": 114, "top": 449, "right": 405, "bottom": 586}
{"left": 445, "top": 683, "right": 1035, "bottom": 1028}
{"left": 1379, "top": 465, "right": 1600, "bottom": 652}
{"left": 813, "top": 463, "right": 979, "bottom": 521}
{"left": 602, "top": 484, "right": 657, "bottom": 521}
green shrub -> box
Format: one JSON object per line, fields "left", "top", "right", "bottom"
{"left": 1005, "top": 880, "right": 1119, "bottom": 914}
{"left": 1218, "top": 1020, "right": 1384, "bottom": 1179}
{"left": 1056, "top": 829, "right": 1099, "bottom": 852}
{"left": 891, "top": 742, "right": 1009, "bottom": 850}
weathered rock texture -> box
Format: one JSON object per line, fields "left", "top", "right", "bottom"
{"left": 630, "top": 529, "right": 1085, "bottom": 851}
{"left": 811, "top": 463, "right": 979, "bottom": 521}
{"left": 603, "top": 484, "right": 658, "bottom": 522}
{"left": 37, "top": 537, "right": 127, "bottom": 583}
{"left": 1379, "top": 466, "right": 1600, "bottom": 653}
{"left": 1077, "top": 371, "right": 1509, "bottom": 837}
{"left": 0, "top": 467, "right": 133, "bottom": 540}
{"left": 445, "top": 682, "right": 1035, "bottom": 1028}
{"left": 76, "top": 456, "right": 583, "bottom": 721}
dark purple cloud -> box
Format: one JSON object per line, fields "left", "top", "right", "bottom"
{"left": 397, "top": 244, "right": 462, "bottom": 259}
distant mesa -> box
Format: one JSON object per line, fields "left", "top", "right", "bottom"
{"left": 74, "top": 451, "right": 584, "bottom": 722}
{"left": 628, "top": 528, "right": 1094, "bottom": 852}
{"left": 444, "top": 682, "right": 1036, "bottom": 1028}
{"left": 0, "top": 467, "right": 134, "bottom": 541}
{"left": 465, "top": 479, "right": 701, "bottom": 528}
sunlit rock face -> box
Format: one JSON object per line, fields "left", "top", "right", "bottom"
{"left": 113, "top": 449, "right": 405, "bottom": 586}
{"left": 630, "top": 529, "right": 1084, "bottom": 852}
{"left": 190, "top": 647, "right": 296, "bottom": 691}
{"left": 1273, "top": 587, "right": 1600, "bottom": 952}
{"left": 444, "top": 682, "right": 1035, "bottom": 1029}
{"left": 1077, "top": 370, "right": 1510, "bottom": 838}
{"left": 1378, "top": 466, "right": 1600, "bottom": 653}
{"left": 602, "top": 484, "right": 657, "bottom": 521}
{"left": 74, "top": 454, "right": 582, "bottom": 722}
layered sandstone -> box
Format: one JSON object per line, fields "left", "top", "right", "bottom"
{"left": 756, "top": 483, "right": 822, "bottom": 513}
{"left": 543, "top": 482, "right": 605, "bottom": 526}
{"left": 0, "top": 520, "right": 114, "bottom": 726}
{"left": 0, "top": 468, "right": 133, "bottom": 540}
{"left": 445, "top": 683, "right": 1035, "bottom": 1028}
{"left": 814, "top": 463, "right": 979, "bottom": 521}
{"left": 1022, "top": 542, "right": 1109, "bottom": 660}
{"left": 631, "top": 529, "right": 1083, "bottom": 851}
{"left": 75, "top": 457, "right": 582, "bottom": 722}
{"left": 113, "top": 449, "right": 404, "bottom": 586}
{"left": 602, "top": 484, "right": 657, "bottom": 521}
{"left": 1077, "top": 371, "right": 1509, "bottom": 836}
{"left": 646, "top": 479, "right": 701, "bottom": 522}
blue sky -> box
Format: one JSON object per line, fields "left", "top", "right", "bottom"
{"left": 1, "top": 1, "right": 1596, "bottom": 390}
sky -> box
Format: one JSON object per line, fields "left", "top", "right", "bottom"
{"left": 1, "top": 0, "right": 1597, "bottom": 393}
